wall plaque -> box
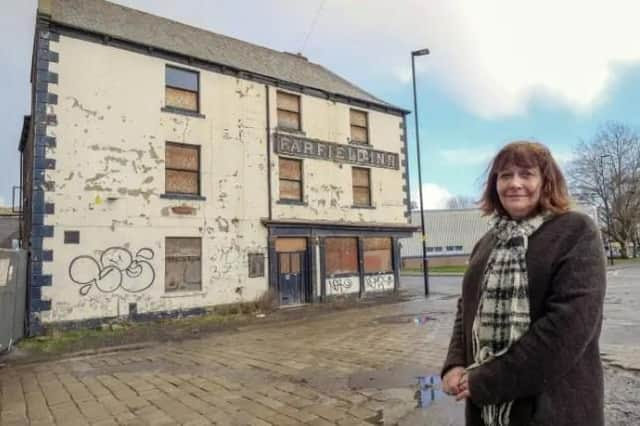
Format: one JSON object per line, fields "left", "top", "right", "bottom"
{"left": 274, "top": 132, "right": 399, "bottom": 170}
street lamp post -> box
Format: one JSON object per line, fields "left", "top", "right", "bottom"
{"left": 411, "top": 48, "right": 430, "bottom": 296}
{"left": 600, "top": 154, "right": 614, "bottom": 266}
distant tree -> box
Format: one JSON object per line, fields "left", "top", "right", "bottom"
{"left": 567, "top": 121, "right": 640, "bottom": 258}
{"left": 446, "top": 195, "right": 477, "bottom": 209}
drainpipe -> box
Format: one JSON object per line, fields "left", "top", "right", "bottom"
{"left": 265, "top": 85, "right": 272, "bottom": 221}
{"left": 265, "top": 84, "right": 274, "bottom": 292}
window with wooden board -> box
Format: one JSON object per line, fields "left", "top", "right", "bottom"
{"left": 165, "top": 142, "right": 200, "bottom": 195}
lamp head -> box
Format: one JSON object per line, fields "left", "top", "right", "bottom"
{"left": 412, "top": 48, "right": 430, "bottom": 56}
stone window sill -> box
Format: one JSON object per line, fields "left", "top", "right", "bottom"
{"left": 160, "top": 193, "right": 206, "bottom": 201}
{"left": 275, "top": 127, "right": 306, "bottom": 136}
{"left": 161, "top": 106, "right": 206, "bottom": 119}
{"left": 277, "top": 199, "right": 307, "bottom": 206}
{"left": 161, "top": 290, "right": 205, "bottom": 298}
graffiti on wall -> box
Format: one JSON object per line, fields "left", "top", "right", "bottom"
{"left": 364, "top": 274, "right": 394, "bottom": 292}
{"left": 69, "top": 247, "right": 155, "bottom": 295}
{"left": 326, "top": 276, "right": 359, "bottom": 296}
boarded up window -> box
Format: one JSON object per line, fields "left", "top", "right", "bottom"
{"left": 165, "top": 237, "right": 201, "bottom": 292}
{"left": 165, "top": 66, "right": 199, "bottom": 112}
{"left": 248, "top": 253, "right": 265, "bottom": 278}
{"left": 325, "top": 237, "right": 358, "bottom": 276}
{"left": 275, "top": 238, "right": 307, "bottom": 252}
{"left": 352, "top": 167, "right": 371, "bottom": 206}
{"left": 350, "top": 109, "right": 369, "bottom": 144}
{"left": 166, "top": 142, "right": 200, "bottom": 194}
{"left": 364, "top": 238, "right": 392, "bottom": 273}
{"left": 279, "top": 252, "right": 303, "bottom": 274}
{"left": 279, "top": 158, "right": 303, "bottom": 201}
{"left": 277, "top": 91, "right": 301, "bottom": 130}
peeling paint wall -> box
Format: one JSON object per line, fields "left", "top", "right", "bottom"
{"left": 35, "top": 31, "right": 406, "bottom": 324}
{"left": 40, "top": 36, "right": 269, "bottom": 323}
{"left": 269, "top": 87, "right": 407, "bottom": 223}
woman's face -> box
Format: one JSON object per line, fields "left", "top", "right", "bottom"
{"left": 496, "top": 164, "right": 542, "bottom": 219}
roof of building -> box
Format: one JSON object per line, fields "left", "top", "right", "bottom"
{"left": 401, "top": 209, "right": 491, "bottom": 257}
{"left": 42, "top": 0, "right": 406, "bottom": 113}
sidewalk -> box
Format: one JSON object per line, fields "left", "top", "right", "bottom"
{"left": 2, "top": 269, "right": 640, "bottom": 425}
{"left": 1, "top": 295, "right": 464, "bottom": 426}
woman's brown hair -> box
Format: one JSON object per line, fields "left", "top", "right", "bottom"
{"left": 479, "top": 141, "right": 571, "bottom": 216}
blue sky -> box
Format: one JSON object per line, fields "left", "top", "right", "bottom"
{"left": 1, "top": 0, "right": 640, "bottom": 209}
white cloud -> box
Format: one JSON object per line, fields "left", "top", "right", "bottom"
{"left": 394, "top": 0, "right": 640, "bottom": 118}
{"left": 412, "top": 183, "right": 453, "bottom": 210}
{"left": 551, "top": 151, "right": 575, "bottom": 167}
{"left": 549, "top": 150, "right": 576, "bottom": 178}
{"left": 0, "top": 195, "right": 6, "bottom": 207}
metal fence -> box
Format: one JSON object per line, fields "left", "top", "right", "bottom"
{"left": 0, "top": 249, "right": 27, "bottom": 352}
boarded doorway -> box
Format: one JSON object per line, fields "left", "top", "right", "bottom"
{"left": 275, "top": 238, "right": 309, "bottom": 305}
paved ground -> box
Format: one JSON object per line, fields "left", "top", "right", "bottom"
{"left": 1, "top": 265, "right": 639, "bottom": 425}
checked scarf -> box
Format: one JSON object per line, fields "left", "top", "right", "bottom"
{"left": 468, "top": 214, "right": 547, "bottom": 426}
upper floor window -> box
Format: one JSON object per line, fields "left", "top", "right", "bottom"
{"left": 350, "top": 109, "right": 369, "bottom": 144}
{"left": 165, "top": 142, "right": 200, "bottom": 195}
{"left": 279, "top": 158, "right": 303, "bottom": 202}
{"left": 165, "top": 66, "right": 199, "bottom": 112}
{"left": 352, "top": 167, "right": 371, "bottom": 207}
{"left": 277, "top": 91, "right": 301, "bottom": 130}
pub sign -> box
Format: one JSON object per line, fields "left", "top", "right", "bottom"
{"left": 274, "top": 132, "right": 399, "bottom": 170}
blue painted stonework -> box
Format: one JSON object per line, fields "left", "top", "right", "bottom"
{"left": 28, "top": 17, "right": 59, "bottom": 334}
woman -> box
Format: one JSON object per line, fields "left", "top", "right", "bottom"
{"left": 441, "top": 141, "right": 606, "bottom": 426}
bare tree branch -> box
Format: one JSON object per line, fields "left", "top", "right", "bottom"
{"left": 567, "top": 121, "right": 640, "bottom": 258}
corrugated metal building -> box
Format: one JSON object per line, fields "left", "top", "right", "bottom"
{"left": 401, "top": 204, "right": 599, "bottom": 267}
{"left": 401, "top": 209, "right": 490, "bottom": 267}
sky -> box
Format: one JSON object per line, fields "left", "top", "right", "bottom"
{"left": 1, "top": 0, "right": 640, "bottom": 209}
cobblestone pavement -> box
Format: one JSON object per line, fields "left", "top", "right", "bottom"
{"left": 1, "top": 266, "right": 639, "bottom": 426}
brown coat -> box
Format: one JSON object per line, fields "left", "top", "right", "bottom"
{"left": 442, "top": 211, "right": 606, "bottom": 426}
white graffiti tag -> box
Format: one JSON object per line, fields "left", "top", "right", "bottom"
{"left": 326, "top": 276, "right": 358, "bottom": 295}
{"left": 69, "top": 247, "right": 155, "bottom": 295}
{"left": 364, "top": 274, "right": 394, "bottom": 292}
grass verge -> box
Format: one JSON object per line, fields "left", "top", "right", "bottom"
{"left": 402, "top": 265, "right": 468, "bottom": 274}
{"left": 16, "top": 290, "right": 280, "bottom": 359}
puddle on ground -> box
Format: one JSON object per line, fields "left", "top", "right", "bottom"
{"left": 350, "top": 365, "right": 430, "bottom": 390}
{"left": 412, "top": 315, "right": 434, "bottom": 326}
{"left": 349, "top": 369, "right": 464, "bottom": 425}
{"left": 416, "top": 375, "right": 445, "bottom": 408}
{"left": 372, "top": 313, "right": 437, "bottom": 326}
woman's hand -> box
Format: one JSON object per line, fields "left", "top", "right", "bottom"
{"left": 442, "top": 366, "right": 466, "bottom": 396}
{"left": 455, "top": 371, "right": 471, "bottom": 401}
